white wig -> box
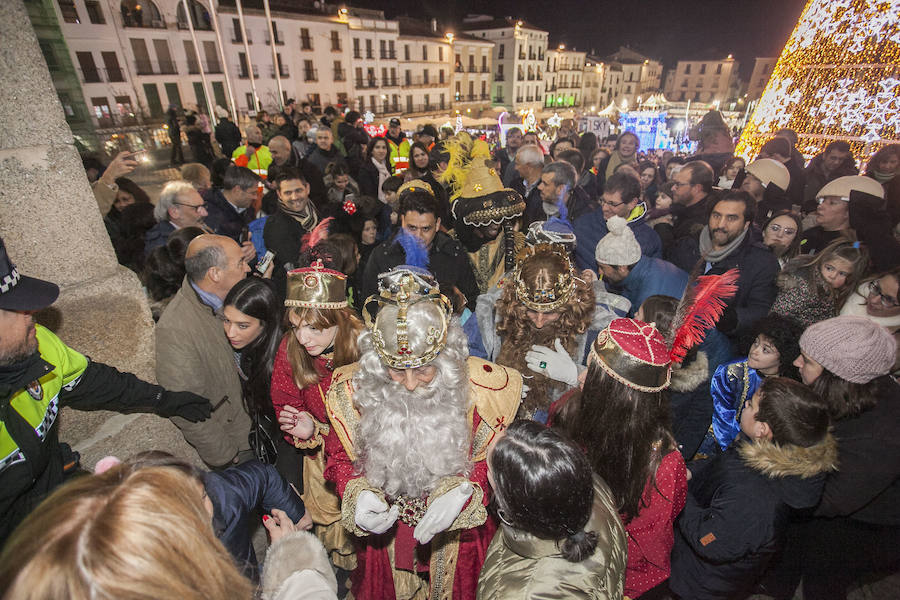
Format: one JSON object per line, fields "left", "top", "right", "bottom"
{"left": 353, "top": 304, "right": 472, "bottom": 498}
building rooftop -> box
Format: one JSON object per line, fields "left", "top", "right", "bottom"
{"left": 461, "top": 16, "right": 546, "bottom": 33}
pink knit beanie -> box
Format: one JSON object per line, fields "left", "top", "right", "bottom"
{"left": 799, "top": 315, "right": 896, "bottom": 383}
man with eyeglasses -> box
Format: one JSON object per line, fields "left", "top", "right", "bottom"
{"left": 572, "top": 170, "right": 662, "bottom": 274}
{"left": 144, "top": 180, "right": 212, "bottom": 257}
{"left": 658, "top": 161, "right": 716, "bottom": 258}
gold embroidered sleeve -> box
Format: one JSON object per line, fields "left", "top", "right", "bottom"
{"left": 340, "top": 476, "right": 386, "bottom": 537}
{"left": 428, "top": 476, "right": 487, "bottom": 532}
{"left": 292, "top": 416, "right": 330, "bottom": 449}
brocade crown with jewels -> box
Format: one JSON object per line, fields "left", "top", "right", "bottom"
{"left": 363, "top": 267, "right": 452, "bottom": 369}
{"left": 513, "top": 243, "right": 576, "bottom": 313}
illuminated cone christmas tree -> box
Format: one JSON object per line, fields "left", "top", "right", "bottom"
{"left": 736, "top": 0, "right": 899, "bottom": 163}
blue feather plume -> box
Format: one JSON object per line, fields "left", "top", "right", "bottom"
{"left": 395, "top": 229, "right": 430, "bottom": 269}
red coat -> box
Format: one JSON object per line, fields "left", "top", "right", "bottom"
{"left": 270, "top": 338, "right": 333, "bottom": 442}
{"left": 623, "top": 450, "right": 687, "bottom": 597}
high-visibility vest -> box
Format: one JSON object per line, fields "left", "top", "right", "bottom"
{"left": 387, "top": 137, "right": 410, "bottom": 172}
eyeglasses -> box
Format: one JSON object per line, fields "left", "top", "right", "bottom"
{"left": 671, "top": 181, "right": 691, "bottom": 188}
{"left": 868, "top": 280, "right": 899, "bottom": 308}
{"left": 175, "top": 201, "right": 208, "bottom": 210}
{"left": 766, "top": 223, "right": 797, "bottom": 236}
{"left": 598, "top": 197, "right": 626, "bottom": 208}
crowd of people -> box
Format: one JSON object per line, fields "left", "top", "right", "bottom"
{"left": 1, "top": 103, "right": 899, "bottom": 600}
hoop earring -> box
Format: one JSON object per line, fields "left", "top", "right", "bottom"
{"left": 497, "top": 508, "right": 513, "bottom": 527}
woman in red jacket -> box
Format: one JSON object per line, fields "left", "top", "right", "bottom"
{"left": 270, "top": 264, "right": 364, "bottom": 574}
{"left": 555, "top": 318, "right": 688, "bottom": 598}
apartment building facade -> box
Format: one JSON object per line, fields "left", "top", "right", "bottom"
{"left": 463, "top": 16, "right": 548, "bottom": 113}
{"left": 452, "top": 33, "right": 494, "bottom": 114}
{"left": 545, "top": 46, "right": 585, "bottom": 109}
{"left": 747, "top": 57, "right": 777, "bottom": 101}
{"left": 664, "top": 55, "right": 741, "bottom": 104}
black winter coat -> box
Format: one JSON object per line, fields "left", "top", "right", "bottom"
{"left": 203, "top": 188, "right": 256, "bottom": 242}
{"left": 263, "top": 209, "right": 311, "bottom": 298}
{"left": 671, "top": 436, "right": 837, "bottom": 599}
{"left": 668, "top": 233, "right": 779, "bottom": 338}
{"left": 659, "top": 194, "right": 715, "bottom": 258}
{"left": 815, "top": 376, "right": 900, "bottom": 525}
{"left": 361, "top": 231, "right": 480, "bottom": 310}
{"left": 216, "top": 119, "right": 243, "bottom": 157}
{"left": 205, "top": 460, "right": 306, "bottom": 581}
{"left": 669, "top": 351, "right": 714, "bottom": 461}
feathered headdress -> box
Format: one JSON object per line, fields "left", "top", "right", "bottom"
{"left": 394, "top": 229, "right": 430, "bottom": 270}
{"left": 668, "top": 268, "right": 739, "bottom": 364}
{"left": 300, "top": 216, "right": 333, "bottom": 253}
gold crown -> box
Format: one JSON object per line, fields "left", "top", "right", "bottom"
{"left": 397, "top": 178, "right": 435, "bottom": 198}
{"left": 513, "top": 243, "right": 576, "bottom": 313}
{"left": 285, "top": 262, "right": 348, "bottom": 309}
{"left": 363, "top": 267, "right": 452, "bottom": 369}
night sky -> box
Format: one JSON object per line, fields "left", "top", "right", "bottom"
{"left": 351, "top": 0, "right": 809, "bottom": 77}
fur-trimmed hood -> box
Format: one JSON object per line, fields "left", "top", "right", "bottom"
{"left": 260, "top": 530, "right": 338, "bottom": 600}
{"left": 738, "top": 433, "right": 839, "bottom": 509}
{"left": 669, "top": 351, "right": 709, "bottom": 393}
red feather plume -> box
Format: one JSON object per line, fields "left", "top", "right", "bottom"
{"left": 669, "top": 268, "right": 739, "bottom": 364}
{"left": 300, "top": 217, "right": 333, "bottom": 252}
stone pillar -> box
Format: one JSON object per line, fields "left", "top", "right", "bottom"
{"left": 0, "top": 0, "right": 200, "bottom": 467}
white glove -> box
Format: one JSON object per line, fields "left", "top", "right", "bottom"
{"left": 525, "top": 339, "right": 579, "bottom": 387}
{"left": 354, "top": 490, "right": 399, "bottom": 534}
{"left": 413, "top": 482, "right": 473, "bottom": 544}
{"left": 521, "top": 382, "right": 530, "bottom": 399}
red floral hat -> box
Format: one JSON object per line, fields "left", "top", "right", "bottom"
{"left": 589, "top": 318, "right": 671, "bottom": 392}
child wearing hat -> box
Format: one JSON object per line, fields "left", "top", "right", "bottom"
{"left": 670, "top": 377, "right": 837, "bottom": 600}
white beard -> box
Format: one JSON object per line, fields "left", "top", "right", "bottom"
{"left": 354, "top": 363, "right": 471, "bottom": 498}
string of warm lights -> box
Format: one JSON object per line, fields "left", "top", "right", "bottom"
{"left": 735, "top": 0, "right": 899, "bottom": 164}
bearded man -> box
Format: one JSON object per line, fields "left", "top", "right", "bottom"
{"left": 323, "top": 267, "right": 521, "bottom": 599}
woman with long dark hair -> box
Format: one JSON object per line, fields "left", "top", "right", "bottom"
{"left": 555, "top": 318, "right": 687, "bottom": 598}
{"left": 357, "top": 137, "right": 393, "bottom": 201}
{"left": 222, "top": 277, "right": 301, "bottom": 485}
{"left": 477, "top": 420, "right": 627, "bottom": 599}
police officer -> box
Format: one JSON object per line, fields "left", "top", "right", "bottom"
{"left": 0, "top": 237, "right": 212, "bottom": 543}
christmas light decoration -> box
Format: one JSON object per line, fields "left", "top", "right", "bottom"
{"left": 736, "top": 0, "right": 899, "bottom": 164}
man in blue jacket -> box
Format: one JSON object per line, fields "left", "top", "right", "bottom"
{"left": 590, "top": 215, "right": 688, "bottom": 315}
{"left": 573, "top": 170, "right": 661, "bottom": 273}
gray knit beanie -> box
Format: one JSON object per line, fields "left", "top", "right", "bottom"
{"left": 799, "top": 315, "right": 896, "bottom": 383}
{"left": 594, "top": 215, "right": 642, "bottom": 266}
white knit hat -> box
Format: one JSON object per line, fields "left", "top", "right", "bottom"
{"left": 595, "top": 215, "right": 642, "bottom": 266}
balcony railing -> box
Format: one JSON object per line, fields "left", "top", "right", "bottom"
{"left": 331, "top": 42, "right": 342, "bottom": 52}
{"left": 237, "top": 65, "right": 260, "bottom": 79}
{"left": 304, "top": 69, "right": 317, "bottom": 82}
{"left": 495, "top": 73, "right": 505, "bottom": 81}
{"left": 271, "top": 65, "right": 290, "bottom": 78}
{"left": 134, "top": 60, "right": 177, "bottom": 76}
{"left": 265, "top": 33, "right": 285, "bottom": 45}
{"left": 493, "top": 96, "right": 505, "bottom": 103}
{"left": 333, "top": 69, "right": 346, "bottom": 81}
{"left": 300, "top": 36, "right": 312, "bottom": 50}
{"left": 482, "top": 66, "right": 490, "bottom": 73}
{"left": 122, "top": 14, "right": 166, "bottom": 29}
{"left": 353, "top": 50, "right": 362, "bottom": 59}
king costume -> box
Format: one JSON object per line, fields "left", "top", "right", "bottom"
{"left": 323, "top": 267, "right": 521, "bottom": 599}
